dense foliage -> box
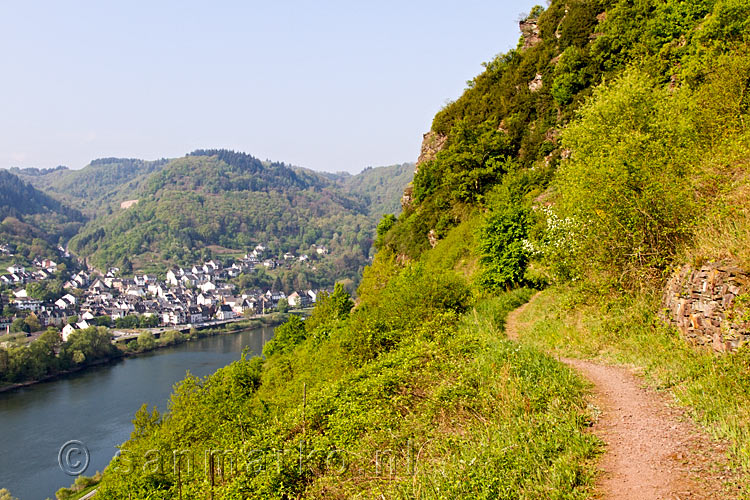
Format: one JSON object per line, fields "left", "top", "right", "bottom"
{"left": 0, "top": 327, "right": 116, "bottom": 384}
{"left": 95, "top": 248, "right": 598, "bottom": 499}
{"left": 0, "top": 170, "right": 85, "bottom": 260}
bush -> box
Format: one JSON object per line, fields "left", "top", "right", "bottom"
{"left": 263, "top": 315, "right": 306, "bottom": 357}
{"left": 136, "top": 331, "right": 156, "bottom": 351}
{"left": 551, "top": 69, "right": 698, "bottom": 287}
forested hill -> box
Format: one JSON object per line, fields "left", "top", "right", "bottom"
{"left": 337, "top": 162, "right": 415, "bottom": 217}
{"left": 0, "top": 169, "right": 85, "bottom": 261}
{"left": 67, "top": 150, "right": 411, "bottom": 280}
{"left": 13, "top": 157, "right": 170, "bottom": 216}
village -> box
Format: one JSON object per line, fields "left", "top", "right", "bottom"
{"left": 0, "top": 243, "right": 330, "bottom": 343}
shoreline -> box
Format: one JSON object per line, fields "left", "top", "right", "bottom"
{"left": 0, "top": 314, "right": 289, "bottom": 394}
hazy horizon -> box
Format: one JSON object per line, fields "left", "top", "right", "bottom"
{"left": 1, "top": 1, "right": 539, "bottom": 173}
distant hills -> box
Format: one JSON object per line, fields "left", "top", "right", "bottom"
{"left": 4, "top": 151, "right": 414, "bottom": 281}
{"left": 12, "top": 158, "right": 169, "bottom": 217}
{"left": 0, "top": 169, "right": 86, "bottom": 262}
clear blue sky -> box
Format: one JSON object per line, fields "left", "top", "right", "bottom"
{"left": 0, "top": 1, "right": 540, "bottom": 173}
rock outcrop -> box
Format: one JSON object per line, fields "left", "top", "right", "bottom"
{"left": 519, "top": 18, "right": 542, "bottom": 50}
{"left": 415, "top": 131, "right": 447, "bottom": 173}
{"left": 662, "top": 263, "right": 750, "bottom": 352}
{"left": 401, "top": 131, "right": 447, "bottom": 210}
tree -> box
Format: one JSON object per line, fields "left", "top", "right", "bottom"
{"left": 0, "top": 488, "right": 18, "bottom": 500}
{"left": 160, "top": 330, "right": 183, "bottom": 346}
{"left": 277, "top": 298, "right": 289, "bottom": 313}
{"left": 24, "top": 313, "right": 41, "bottom": 333}
{"left": 374, "top": 214, "right": 397, "bottom": 249}
{"left": 553, "top": 69, "right": 697, "bottom": 286}
{"left": 137, "top": 331, "right": 156, "bottom": 351}
{"left": 478, "top": 204, "right": 530, "bottom": 291}
{"left": 305, "top": 283, "right": 354, "bottom": 331}
{"left": 10, "top": 318, "right": 29, "bottom": 334}
{"left": 263, "top": 315, "right": 306, "bottom": 357}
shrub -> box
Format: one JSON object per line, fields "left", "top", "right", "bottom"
{"left": 552, "top": 69, "right": 698, "bottom": 287}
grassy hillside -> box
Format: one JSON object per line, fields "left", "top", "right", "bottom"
{"left": 96, "top": 230, "right": 601, "bottom": 499}
{"left": 71, "top": 0, "right": 750, "bottom": 497}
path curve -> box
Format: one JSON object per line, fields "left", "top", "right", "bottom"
{"left": 505, "top": 294, "right": 737, "bottom": 499}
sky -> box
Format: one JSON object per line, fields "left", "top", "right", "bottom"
{"left": 0, "top": 0, "right": 540, "bottom": 174}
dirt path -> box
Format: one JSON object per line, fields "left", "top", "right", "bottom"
{"left": 505, "top": 295, "right": 738, "bottom": 499}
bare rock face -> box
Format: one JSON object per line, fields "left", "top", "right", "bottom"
{"left": 662, "top": 262, "right": 750, "bottom": 352}
{"left": 428, "top": 229, "right": 438, "bottom": 248}
{"left": 519, "top": 18, "right": 542, "bottom": 49}
{"left": 415, "top": 131, "right": 447, "bottom": 173}
{"left": 401, "top": 131, "right": 447, "bottom": 211}
{"left": 528, "top": 73, "right": 543, "bottom": 92}
{"left": 401, "top": 184, "right": 414, "bottom": 210}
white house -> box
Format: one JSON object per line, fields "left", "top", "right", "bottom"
{"left": 197, "top": 293, "right": 216, "bottom": 306}
{"left": 216, "top": 304, "right": 235, "bottom": 320}
{"left": 166, "top": 269, "right": 180, "bottom": 286}
{"left": 13, "top": 297, "right": 42, "bottom": 312}
{"left": 62, "top": 324, "right": 77, "bottom": 342}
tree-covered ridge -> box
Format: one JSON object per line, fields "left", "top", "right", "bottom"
{"left": 13, "top": 157, "right": 170, "bottom": 216}
{"left": 0, "top": 169, "right": 85, "bottom": 258}
{"left": 0, "top": 169, "right": 82, "bottom": 222}
{"left": 67, "top": 153, "right": 381, "bottom": 280}
{"left": 338, "top": 162, "right": 415, "bottom": 217}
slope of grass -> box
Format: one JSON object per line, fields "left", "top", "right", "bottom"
{"left": 94, "top": 250, "right": 599, "bottom": 499}
{"left": 514, "top": 286, "right": 750, "bottom": 475}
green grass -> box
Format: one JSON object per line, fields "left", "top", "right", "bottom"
{"left": 95, "top": 288, "right": 600, "bottom": 499}
{"left": 514, "top": 285, "right": 750, "bottom": 478}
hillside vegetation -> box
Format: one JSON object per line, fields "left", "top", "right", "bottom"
{"left": 0, "top": 170, "right": 85, "bottom": 263}
{"left": 338, "top": 162, "right": 415, "bottom": 217}
{"left": 87, "top": 0, "right": 750, "bottom": 498}
{"left": 12, "top": 158, "right": 169, "bottom": 216}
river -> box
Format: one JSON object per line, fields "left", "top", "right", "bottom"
{"left": 0, "top": 326, "right": 274, "bottom": 500}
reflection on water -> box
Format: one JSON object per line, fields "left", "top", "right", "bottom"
{"left": 0, "top": 326, "right": 273, "bottom": 500}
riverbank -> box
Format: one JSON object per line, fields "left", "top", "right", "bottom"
{"left": 0, "top": 324, "right": 276, "bottom": 500}
{"left": 0, "top": 312, "right": 292, "bottom": 394}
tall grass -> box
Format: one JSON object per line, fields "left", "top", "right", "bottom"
{"left": 514, "top": 286, "right": 750, "bottom": 476}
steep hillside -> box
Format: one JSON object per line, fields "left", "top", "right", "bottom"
{"left": 338, "top": 162, "right": 415, "bottom": 217}
{"left": 65, "top": 1, "right": 750, "bottom": 497}
{"left": 67, "top": 150, "right": 377, "bottom": 280}
{"left": 0, "top": 169, "right": 85, "bottom": 262}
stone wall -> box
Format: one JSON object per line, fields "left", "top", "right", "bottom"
{"left": 661, "top": 263, "right": 750, "bottom": 352}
